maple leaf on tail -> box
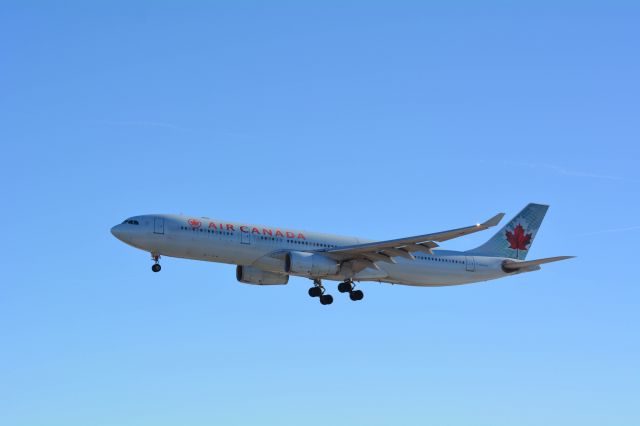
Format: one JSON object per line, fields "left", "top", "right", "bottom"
{"left": 506, "top": 224, "right": 532, "bottom": 251}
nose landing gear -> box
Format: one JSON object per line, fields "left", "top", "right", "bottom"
{"left": 338, "top": 280, "right": 364, "bottom": 301}
{"left": 308, "top": 279, "right": 333, "bottom": 305}
{"left": 151, "top": 254, "right": 161, "bottom": 272}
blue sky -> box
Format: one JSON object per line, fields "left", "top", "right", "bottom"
{"left": 1, "top": 1, "right": 639, "bottom": 425}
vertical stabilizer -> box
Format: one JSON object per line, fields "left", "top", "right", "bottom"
{"left": 467, "top": 203, "right": 549, "bottom": 260}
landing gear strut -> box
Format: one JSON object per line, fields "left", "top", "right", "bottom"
{"left": 308, "top": 279, "right": 333, "bottom": 305}
{"left": 338, "top": 280, "right": 364, "bottom": 301}
{"left": 151, "top": 254, "right": 161, "bottom": 272}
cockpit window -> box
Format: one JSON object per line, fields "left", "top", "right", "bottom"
{"left": 122, "top": 219, "right": 139, "bottom": 225}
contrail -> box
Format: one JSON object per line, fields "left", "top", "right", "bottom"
{"left": 572, "top": 225, "right": 640, "bottom": 237}
{"left": 89, "top": 120, "right": 192, "bottom": 132}
{"left": 501, "top": 161, "right": 637, "bottom": 182}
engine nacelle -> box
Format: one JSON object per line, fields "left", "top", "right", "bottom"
{"left": 251, "top": 255, "right": 287, "bottom": 274}
{"left": 285, "top": 251, "right": 340, "bottom": 277}
{"left": 236, "top": 265, "right": 289, "bottom": 285}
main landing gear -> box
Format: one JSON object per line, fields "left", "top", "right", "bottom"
{"left": 338, "top": 280, "right": 364, "bottom": 301}
{"left": 309, "top": 280, "right": 364, "bottom": 305}
{"left": 151, "top": 254, "right": 161, "bottom": 272}
{"left": 308, "top": 279, "right": 333, "bottom": 305}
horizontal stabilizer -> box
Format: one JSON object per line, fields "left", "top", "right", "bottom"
{"left": 502, "top": 256, "right": 575, "bottom": 271}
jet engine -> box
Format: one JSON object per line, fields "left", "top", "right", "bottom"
{"left": 285, "top": 251, "right": 340, "bottom": 277}
{"left": 236, "top": 265, "right": 289, "bottom": 285}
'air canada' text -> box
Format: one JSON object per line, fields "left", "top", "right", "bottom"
{"left": 187, "top": 218, "right": 306, "bottom": 239}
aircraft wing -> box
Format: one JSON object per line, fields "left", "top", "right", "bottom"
{"left": 317, "top": 212, "right": 505, "bottom": 268}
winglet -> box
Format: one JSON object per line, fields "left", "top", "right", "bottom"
{"left": 481, "top": 213, "right": 505, "bottom": 228}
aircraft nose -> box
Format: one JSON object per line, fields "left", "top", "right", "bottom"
{"left": 111, "top": 224, "right": 125, "bottom": 240}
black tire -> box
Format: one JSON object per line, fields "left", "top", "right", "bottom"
{"left": 338, "top": 282, "right": 352, "bottom": 293}
{"left": 320, "top": 294, "right": 334, "bottom": 305}
{"left": 350, "top": 290, "right": 363, "bottom": 301}
{"left": 308, "top": 287, "right": 322, "bottom": 298}
{"left": 152, "top": 264, "right": 161, "bottom": 272}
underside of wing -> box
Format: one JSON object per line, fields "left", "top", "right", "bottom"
{"left": 315, "top": 212, "right": 505, "bottom": 272}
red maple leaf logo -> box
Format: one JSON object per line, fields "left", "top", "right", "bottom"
{"left": 188, "top": 218, "right": 202, "bottom": 228}
{"left": 506, "top": 224, "right": 532, "bottom": 250}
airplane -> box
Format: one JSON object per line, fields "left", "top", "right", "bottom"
{"left": 110, "top": 203, "right": 573, "bottom": 305}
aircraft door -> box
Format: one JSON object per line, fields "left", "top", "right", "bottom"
{"left": 241, "top": 230, "right": 251, "bottom": 245}
{"left": 154, "top": 217, "right": 165, "bottom": 234}
{"left": 465, "top": 256, "right": 475, "bottom": 272}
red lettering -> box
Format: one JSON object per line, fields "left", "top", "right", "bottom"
{"left": 227, "top": 224, "right": 235, "bottom": 231}
{"left": 239, "top": 225, "right": 248, "bottom": 232}
{"left": 208, "top": 222, "right": 217, "bottom": 229}
{"left": 286, "top": 231, "right": 295, "bottom": 238}
{"left": 252, "top": 227, "right": 260, "bottom": 234}
{"left": 262, "top": 229, "right": 273, "bottom": 236}
{"left": 297, "top": 233, "right": 305, "bottom": 239}
{"left": 276, "top": 230, "right": 284, "bottom": 237}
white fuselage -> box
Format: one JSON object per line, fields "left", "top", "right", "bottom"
{"left": 111, "top": 214, "right": 517, "bottom": 286}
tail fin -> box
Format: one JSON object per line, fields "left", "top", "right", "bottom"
{"left": 467, "top": 203, "right": 549, "bottom": 260}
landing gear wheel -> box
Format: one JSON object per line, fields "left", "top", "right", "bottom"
{"left": 320, "top": 294, "right": 334, "bottom": 305}
{"left": 308, "top": 287, "right": 322, "bottom": 298}
{"left": 151, "top": 254, "right": 161, "bottom": 273}
{"left": 349, "top": 289, "right": 364, "bottom": 301}
{"left": 338, "top": 281, "right": 353, "bottom": 293}
{"left": 309, "top": 279, "right": 332, "bottom": 305}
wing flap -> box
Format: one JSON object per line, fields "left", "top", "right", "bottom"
{"left": 402, "top": 242, "right": 439, "bottom": 254}
{"left": 380, "top": 247, "right": 415, "bottom": 260}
